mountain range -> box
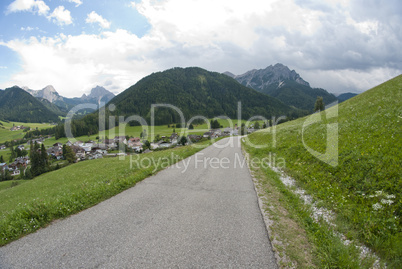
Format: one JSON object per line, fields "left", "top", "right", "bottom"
{"left": 0, "top": 86, "right": 60, "bottom": 123}
{"left": 109, "top": 67, "right": 302, "bottom": 124}
{"left": 23, "top": 85, "right": 115, "bottom": 112}
{"left": 225, "top": 63, "right": 339, "bottom": 111}
{"left": 0, "top": 85, "right": 115, "bottom": 123}
{"left": 0, "top": 64, "right": 359, "bottom": 125}
{"left": 61, "top": 67, "right": 306, "bottom": 138}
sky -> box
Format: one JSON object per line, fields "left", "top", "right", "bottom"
{"left": 0, "top": 0, "right": 401, "bottom": 98}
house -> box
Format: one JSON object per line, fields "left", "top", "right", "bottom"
{"left": 71, "top": 145, "right": 86, "bottom": 160}
{"left": 203, "top": 131, "right": 213, "bottom": 138}
{"left": 47, "top": 144, "right": 63, "bottom": 156}
{"left": 0, "top": 145, "right": 6, "bottom": 150}
{"left": 73, "top": 141, "right": 84, "bottom": 147}
{"left": 17, "top": 145, "right": 25, "bottom": 150}
{"left": 66, "top": 141, "right": 73, "bottom": 147}
{"left": 53, "top": 142, "right": 63, "bottom": 147}
{"left": 223, "top": 127, "right": 234, "bottom": 136}
{"left": 114, "top": 136, "right": 127, "bottom": 145}
{"left": 211, "top": 129, "right": 222, "bottom": 136}
{"left": 28, "top": 138, "right": 44, "bottom": 145}
{"left": 159, "top": 141, "right": 172, "bottom": 148}
{"left": 0, "top": 163, "right": 8, "bottom": 172}
{"left": 128, "top": 137, "right": 142, "bottom": 149}
{"left": 11, "top": 169, "right": 20, "bottom": 176}
{"left": 170, "top": 133, "right": 179, "bottom": 144}
{"left": 150, "top": 142, "right": 159, "bottom": 150}
{"left": 103, "top": 139, "right": 116, "bottom": 149}
{"left": 150, "top": 140, "right": 171, "bottom": 149}
{"left": 14, "top": 157, "right": 30, "bottom": 167}
{"left": 187, "top": 135, "right": 202, "bottom": 142}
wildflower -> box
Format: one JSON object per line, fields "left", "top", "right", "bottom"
{"left": 381, "top": 199, "right": 393, "bottom": 205}
{"left": 372, "top": 203, "right": 383, "bottom": 210}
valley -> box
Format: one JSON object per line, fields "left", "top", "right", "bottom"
{"left": 0, "top": 65, "right": 400, "bottom": 268}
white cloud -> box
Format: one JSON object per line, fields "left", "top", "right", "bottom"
{"left": 21, "top": 26, "right": 35, "bottom": 31}
{"left": 48, "top": 6, "right": 73, "bottom": 25}
{"left": 68, "top": 0, "right": 83, "bottom": 7}
{"left": 2, "top": 0, "right": 401, "bottom": 97}
{"left": 0, "top": 30, "right": 155, "bottom": 97}
{"left": 6, "top": 0, "right": 50, "bottom": 15}
{"left": 86, "top": 11, "right": 111, "bottom": 29}
{"left": 7, "top": 1, "right": 73, "bottom": 26}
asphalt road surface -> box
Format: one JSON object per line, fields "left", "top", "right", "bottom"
{"left": 0, "top": 137, "right": 277, "bottom": 268}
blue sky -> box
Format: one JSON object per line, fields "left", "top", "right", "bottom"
{"left": 0, "top": 0, "right": 401, "bottom": 97}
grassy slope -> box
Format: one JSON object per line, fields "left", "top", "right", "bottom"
{"left": 244, "top": 75, "right": 401, "bottom": 267}
{"left": 0, "top": 139, "right": 219, "bottom": 246}
{"left": 0, "top": 121, "right": 54, "bottom": 144}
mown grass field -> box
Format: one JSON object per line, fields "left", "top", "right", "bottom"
{"left": 0, "top": 139, "right": 219, "bottom": 246}
{"left": 243, "top": 75, "right": 401, "bottom": 267}
{"left": 0, "top": 121, "right": 54, "bottom": 144}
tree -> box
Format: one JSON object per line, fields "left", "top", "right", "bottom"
{"left": 41, "top": 143, "right": 49, "bottom": 171}
{"left": 254, "top": 122, "right": 260, "bottom": 129}
{"left": 179, "top": 136, "right": 187, "bottom": 146}
{"left": 9, "top": 146, "right": 16, "bottom": 162}
{"left": 241, "top": 126, "right": 246, "bottom": 135}
{"left": 0, "top": 155, "right": 4, "bottom": 163}
{"left": 188, "top": 123, "right": 194, "bottom": 130}
{"left": 143, "top": 140, "right": 151, "bottom": 150}
{"left": 62, "top": 145, "right": 76, "bottom": 164}
{"left": 210, "top": 119, "right": 220, "bottom": 129}
{"left": 314, "top": 96, "right": 325, "bottom": 112}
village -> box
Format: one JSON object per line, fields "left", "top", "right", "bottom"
{"left": 0, "top": 125, "right": 256, "bottom": 179}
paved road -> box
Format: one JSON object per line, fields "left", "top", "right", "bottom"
{"left": 0, "top": 137, "right": 277, "bottom": 268}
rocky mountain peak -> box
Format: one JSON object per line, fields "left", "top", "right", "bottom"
{"left": 81, "top": 86, "right": 115, "bottom": 104}
{"left": 227, "top": 63, "right": 310, "bottom": 91}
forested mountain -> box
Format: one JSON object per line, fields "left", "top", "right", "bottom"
{"left": 0, "top": 86, "right": 59, "bottom": 123}
{"left": 227, "top": 63, "right": 338, "bottom": 111}
{"left": 337, "top": 92, "right": 358, "bottom": 103}
{"left": 55, "top": 67, "right": 305, "bottom": 139}
{"left": 109, "top": 67, "right": 302, "bottom": 125}
{"left": 38, "top": 98, "right": 68, "bottom": 117}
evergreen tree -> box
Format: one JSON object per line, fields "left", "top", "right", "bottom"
{"left": 254, "top": 122, "right": 260, "bottom": 129}
{"left": 143, "top": 140, "right": 151, "bottom": 150}
{"left": 63, "top": 145, "right": 76, "bottom": 164}
{"left": 41, "top": 143, "right": 49, "bottom": 172}
{"left": 188, "top": 123, "right": 194, "bottom": 130}
{"left": 179, "top": 136, "right": 187, "bottom": 146}
{"left": 0, "top": 155, "right": 4, "bottom": 163}
{"left": 210, "top": 119, "right": 220, "bottom": 129}
{"left": 314, "top": 96, "right": 325, "bottom": 112}
{"left": 9, "top": 146, "right": 16, "bottom": 162}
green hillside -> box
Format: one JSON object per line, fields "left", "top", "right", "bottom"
{"left": 244, "top": 75, "right": 401, "bottom": 267}
{"left": 0, "top": 87, "right": 59, "bottom": 123}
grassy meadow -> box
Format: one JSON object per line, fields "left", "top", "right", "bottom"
{"left": 0, "top": 121, "right": 54, "bottom": 144}
{"left": 243, "top": 75, "right": 401, "bottom": 267}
